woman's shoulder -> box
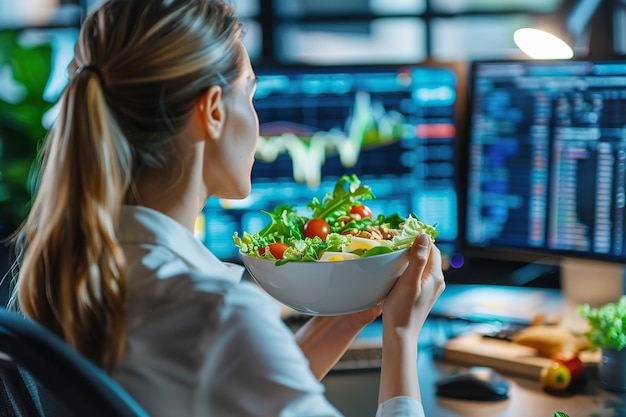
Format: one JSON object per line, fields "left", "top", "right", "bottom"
{"left": 129, "top": 264, "right": 275, "bottom": 309}
{"left": 187, "top": 270, "right": 278, "bottom": 313}
{"left": 124, "top": 269, "right": 284, "bottom": 346}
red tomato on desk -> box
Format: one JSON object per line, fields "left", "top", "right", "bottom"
{"left": 553, "top": 354, "right": 584, "bottom": 380}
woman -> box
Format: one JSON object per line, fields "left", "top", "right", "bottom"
{"left": 10, "top": 0, "right": 445, "bottom": 416}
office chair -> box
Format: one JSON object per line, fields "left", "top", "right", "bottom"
{"left": 0, "top": 308, "right": 150, "bottom": 417}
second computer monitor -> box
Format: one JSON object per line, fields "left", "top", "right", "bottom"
{"left": 466, "top": 59, "right": 626, "bottom": 264}
{"left": 199, "top": 64, "right": 460, "bottom": 261}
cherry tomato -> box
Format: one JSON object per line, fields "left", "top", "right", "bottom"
{"left": 540, "top": 361, "right": 571, "bottom": 391}
{"left": 259, "top": 243, "right": 290, "bottom": 259}
{"left": 304, "top": 218, "right": 331, "bottom": 240}
{"left": 350, "top": 204, "right": 373, "bottom": 220}
{"left": 554, "top": 354, "right": 585, "bottom": 380}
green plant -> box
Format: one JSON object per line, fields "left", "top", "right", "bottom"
{"left": 554, "top": 412, "right": 569, "bottom": 417}
{"left": 0, "top": 29, "right": 54, "bottom": 237}
{"left": 578, "top": 296, "right": 626, "bottom": 351}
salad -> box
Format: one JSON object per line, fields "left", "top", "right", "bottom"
{"left": 233, "top": 174, "right": 439, "bottom": 265}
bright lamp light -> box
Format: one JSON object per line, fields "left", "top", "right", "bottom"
{"left": 513, "top": 28, "right": 574, "bottom": 60}
{"left": 513, "top": 0, "right": 609, "bottom": 60}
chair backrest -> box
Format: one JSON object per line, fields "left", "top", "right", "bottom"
{"left": 0, "top": 308, "right": 150, "bottom": 417}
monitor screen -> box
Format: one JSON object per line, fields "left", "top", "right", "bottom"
{"left": 198, "top": 64, "right": 460, "bottom": 261}
{"left": 464, "top": 59, "right": 626, "bottom": 265}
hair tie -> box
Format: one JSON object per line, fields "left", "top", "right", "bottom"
{"left": 76, "top": 65, "right": 107, "bottom": 87}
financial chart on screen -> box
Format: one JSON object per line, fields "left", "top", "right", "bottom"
{"left": 198, "top": 65, "right": 460, "bottom": 261}
{"left": 465, "top": 60, "right": 626, "bottom": 263}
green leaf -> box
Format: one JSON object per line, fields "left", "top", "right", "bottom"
{"left": 376, "top": 212, "right": 406, "bottom": 230}
{"left": 0, "top": 29, "right": 53, "bottom": 230}
{"left": 361, "top": 246, "right": 394, "bottom": 258}
{"left": 391, "top": 214, "right": 440, "bottom": 249}
{"left": 578, "top": 296, "right": 626, "bottom": 350}
{"left": 11, "top": 42, "right": 53, "bottom": 96}
{"left": 257, "top": 204, "right": 306, "bottom": 242}
{"left": 307, "top": 174, "right": 375, "bottom": 225}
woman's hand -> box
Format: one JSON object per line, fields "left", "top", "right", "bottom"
{"left": 378, "top": 233, "right": 445, "bottom": 403}
{"left": 383, "top": 232, "right": 445, "bottom": 337}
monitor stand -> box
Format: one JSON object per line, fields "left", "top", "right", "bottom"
{"left": 559, "top": 257, "right": 625, "bottom": 334}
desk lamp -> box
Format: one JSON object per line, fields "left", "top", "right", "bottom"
{"left": 513, "top": 0, "right": 612, "bottom": 59}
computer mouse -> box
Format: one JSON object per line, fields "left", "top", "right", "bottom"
{"left": 435, "top": 366, "right": 509, "bottom": 401}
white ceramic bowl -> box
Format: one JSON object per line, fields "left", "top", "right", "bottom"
{"left": 241, "top": 248, "right": 410, "bottom": 316}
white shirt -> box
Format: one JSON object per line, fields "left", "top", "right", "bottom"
{"left": 113, "top": 205, "right": 425, "bottom": 417}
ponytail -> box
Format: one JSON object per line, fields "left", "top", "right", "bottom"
{"left": 10, "top": 0, "right": 244, "bottom": 372}
{"left": 12, "top": 67, "right": 131, "bottom": 371}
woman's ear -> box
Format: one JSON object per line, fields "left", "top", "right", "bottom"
{"left": 197, "top": 85, "right": 224, "bottom": 140}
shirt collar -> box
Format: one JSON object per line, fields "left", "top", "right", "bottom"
{"left": 117, "top": 205, "right": 244, "bottom": 283}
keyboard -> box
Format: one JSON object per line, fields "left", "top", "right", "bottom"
{"left": 335, "top": 347, "right": 383, "bottom": 371}
{"left": 283, "top": 314, "right": 384, "bottom": 371}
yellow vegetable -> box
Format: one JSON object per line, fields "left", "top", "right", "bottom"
{"left": 540, "top": 362, "right": 571, "bottom": 391}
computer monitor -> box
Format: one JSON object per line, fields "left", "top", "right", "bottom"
{"left": 464, "top": 59, "right": 626, "bottom": 330}
{"left": 198, "top": 64, "right": 461, "bottom": 263}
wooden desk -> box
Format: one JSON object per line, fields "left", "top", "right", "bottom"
{"left": 323, "top": 346, "right": 626, "bottom": 417}
{"left": 321, "top": 284, "right": 626, "bottom": 416}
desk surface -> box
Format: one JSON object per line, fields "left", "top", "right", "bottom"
{"left": 324, "top": 346, "right": 626, "bottom": 417}
{"left": 322, "top": 284, "right": 626, "bottom": 417}
{"left": 428, "top": 283, "right": 564, "bottom": 324}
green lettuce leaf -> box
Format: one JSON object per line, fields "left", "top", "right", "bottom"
{"left": 392, "top": 214, "right": 440, "bottom": 250}
{"left": 307, "top": 174, "right": 375, "bottom": 226}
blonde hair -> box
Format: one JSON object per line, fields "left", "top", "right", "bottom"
{"left": 10, "top": 0, "right": 244, "bottom": 371}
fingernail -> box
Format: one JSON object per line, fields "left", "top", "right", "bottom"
{"left": 417, "top": 233, "right": 430, "bottom": 247}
